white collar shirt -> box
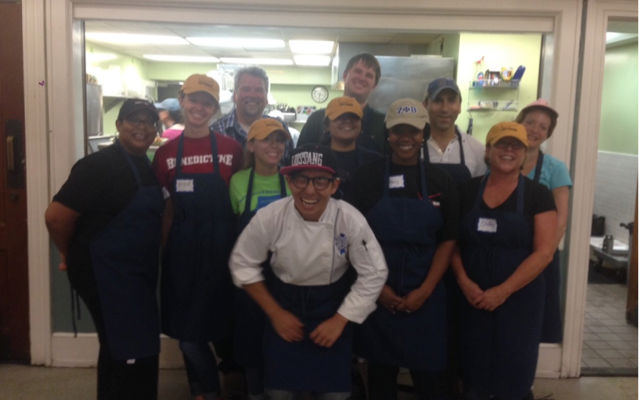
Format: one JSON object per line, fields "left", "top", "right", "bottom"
{"left": 427, "top": 128, "right": 487, "bottom": 178}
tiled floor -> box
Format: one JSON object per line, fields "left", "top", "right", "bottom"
{"left": 582, "top": 282, "right": 638, "bottom": 374}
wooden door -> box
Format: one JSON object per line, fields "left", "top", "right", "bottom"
{"left": 0, "top": 2, "right": 29, "bottom": 362}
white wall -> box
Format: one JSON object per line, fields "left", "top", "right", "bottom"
{"left": 593, "top": 151, "right": 637, "bottom": 243}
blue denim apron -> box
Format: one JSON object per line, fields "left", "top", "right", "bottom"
{"left": 161, "top": 132, "right": 235, "bottom": 342}
{"left": 458, "top": 176, "right": 544, "bottom": 399}
{"left": 90, "top": 143, "right": 163, "bottom": 360}
{"left": 233, "top": 168, "right": 287, "bottom": 367}
{"left": 263, "top": 266, "right": 355, "bottom": 393}
{"left": 356, "top": 158, "right": 447, "bottom": 371}
{"left": 533, "top": 151, "right": 563, "bottom": 343}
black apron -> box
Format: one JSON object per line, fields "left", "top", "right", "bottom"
{"left": 90, "top": 143, "right": 164, "bottom": 360}
{"left": 533, "top": 151, "right": 563, "bottom": 343}
{"left": 356, "top": 158, "right": 447, "bottom": 371}
{"left": 233, "top": 168, "right": 287, "bottom": 367}
{"left": 458, "top": 176, "right": 544, "bottom": 399}
{"left": 161, "top": 132, "right": 235, "bottom": 342}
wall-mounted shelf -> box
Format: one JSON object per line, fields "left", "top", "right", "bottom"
{"left": 469, "top": 79, "right": 520, "bottom": 89}
{"left": 467, "top": 107, "right": 518, "bottom": 112}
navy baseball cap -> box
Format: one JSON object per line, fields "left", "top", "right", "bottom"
{"left": 117, "top": 98, "right": 159, "bottom": 122}
{"left": 280, "top": 144, "right": 337, "bottom": 176}
{"left": 426, "top": 78, "right": 461, "bottom": 101}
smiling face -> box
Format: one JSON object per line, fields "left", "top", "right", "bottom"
{"left": 180, "top": 92, "right": 218, "bottom": 129}
{"left": 234, "top": 73, "right": 268, "bottom": 122}
{"left": 328, "top": 113, "right": 362, "bottom": 148}
{"left": 116, "top": 110, "right": 157, "bottom": 156}
{"left": 425, "top": 89, "right": 461, "bottom": 133}
{"left": 388, "top": 124, "right": 424, "bottom": 166}
{"left": 486, "top": 137, "right": 527, "bottom": 174}
{"left": 343, "top": 60, "right": 378, "bottom": 104}
{"left": 520, "top": 109, "right": 552, "bottom": 149}
{"left": 286, "top": 170, "right": 339, "bottom": 221}
{"left": 247, "top": 130, "right": 287, "bottom": 173}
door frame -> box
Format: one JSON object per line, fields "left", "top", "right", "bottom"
{"left": 564, "top": 0, "right": 638, "bottom": 378}
{"left": 23, "top": 0, "right": 612, "bottom": 377}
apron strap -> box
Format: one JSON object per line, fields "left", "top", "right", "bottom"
{"left": 175, "top": 132, "right": 185, "bottom": 176}
{"left": 474, "top": 174, "right": 526, "bottom": 215}
{"left": 419, "top": 144, "right": 429, "bottom": 200}
{"left": 383, "top": 154, "right": 429, "bottom": 201}
{"left": 516, "top": 175, "right": 525, "bottom": 215}
{"left": 243, "top": 169, "right": 287, "bottom": 216}
{"left": 423, "top": 125, "right": 432, "bottom": 164}
{"left": 456, "top": 128, "right": 466, "bottom": 166}
{"left": 116, "top": 139, "right": 147, "bottom": 187}
{"left": 243, "top": 168, "right": 256, "bottom": 216}
{"left": 279, "top": 172, "right": 287, "bottom": 197}
{"left": 175, "top": 132, "right": 221, "bottom": 177}
{"left": 422, "top": 125, "right": 465, "bottom": 167}
{"left": 533, "top": 150, "right": 544, "bottom": 183}
{"left": 209, "top": 132, "right": 221, "bottom": 173}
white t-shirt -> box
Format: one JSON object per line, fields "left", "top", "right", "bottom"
{"left": 229, "top": 197, "right": 388, "bottom": 324}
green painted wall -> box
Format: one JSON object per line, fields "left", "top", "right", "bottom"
{"left": 598, "top": 42, "right": 638, "bottom": 154}
{"left": 456, "top": 33, "right": 542, "bottom": 143}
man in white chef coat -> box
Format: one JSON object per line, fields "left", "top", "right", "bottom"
{"left": 229, "top": 144, "right": 388, "bottom": 399}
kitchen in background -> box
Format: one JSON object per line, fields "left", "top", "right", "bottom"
{"left": 60, "top": 21, "right": 547, "bottom": 335}
{"left": 82, "top": 22, "right": 544, "bottom": 153}
{"left": 583, "top": 24, "right": 638, "bottom": 375}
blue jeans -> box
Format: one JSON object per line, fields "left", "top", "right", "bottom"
{"left": 265, "top": 390, "right": 350, "bottom": 400}
{"left": 179, "top": 341, "right": 220, "bottom": 397}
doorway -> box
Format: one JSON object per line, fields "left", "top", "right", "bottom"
{"left": 0, "top": 2, "right": 30, "bottom": 362}
{"left": 582, "top": 20, "right": 638, "bottom": 376}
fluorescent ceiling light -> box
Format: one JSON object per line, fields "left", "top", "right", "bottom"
{"left": 86, "top": 52, "right": 117, "bottom": 63}
{"left": 86, "top": 32, "right": 188, "bottom": 46}
{"left": 289, "top": 40, "right": 334, "bottom": 54}
{"left": 294, "top": 55, "right": 331, "bottom": 66}
{"left": 143, "top": 54, "right": 219, "bottom": 63}
{"left": 220, "top": 57, "right": 293, "bottom": 66}
{"left": 187, "top": 37, "right": 285, "bottom": 49}
{"left": 606, "top": 32, "right": 637, "bottom": 44}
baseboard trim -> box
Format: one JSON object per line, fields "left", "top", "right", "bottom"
{"left": 536, "top": 343, "right": 562, "bottom": 378}
{"left": 51, "top": 333, "right": 184, "bottom": 368}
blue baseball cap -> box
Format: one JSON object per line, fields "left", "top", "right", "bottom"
{"left": 426, "top": 78, "right": 460, "bottom": 101}
{"left": 154, "top": 98, "right": 180, "bottom": 112}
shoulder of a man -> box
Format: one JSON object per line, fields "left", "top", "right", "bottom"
{"left": 211, "top": 111, "right": 235, "bottom": 133}
{"left": 215, "top": 132, "right": 242, "bottom": 153}
{"left": 364, "top": 104, "right": 385, "bottom": 119}
{"left": 297, "top": 108, "right": 326, "bottom": 146}
{"left": 461, "top": 132, "right": 485, "bottom": 152}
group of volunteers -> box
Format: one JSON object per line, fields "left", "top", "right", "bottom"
{"left": 45, "top": 52, "right": 572, "bottom": 400}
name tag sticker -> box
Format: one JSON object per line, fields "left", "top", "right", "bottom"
{"left": 389, "top": 174, "right": 405, "bottom": 189}
{"left": 176, "top": 179, "right": 194, "bottom": 193}
{"left": 477, "top": 217, "right": 498, "bottom": 233}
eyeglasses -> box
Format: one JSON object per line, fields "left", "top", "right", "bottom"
{"left": 290, "top": 174, "right": 335, "bottom": 190}
{"left": 125, "top": 118, "right": 157, "bottom": 128}
{"left": 494, "top": 140, "right": 525, "bottom": 150}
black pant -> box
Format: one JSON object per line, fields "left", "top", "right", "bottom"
{"left": 68, "top": 267, "right": 159, "bottom": 400}
{"left": 367, "top": 362, "right": 448, "bottom": 400}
